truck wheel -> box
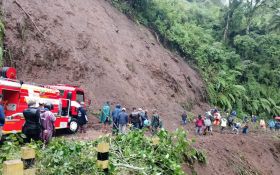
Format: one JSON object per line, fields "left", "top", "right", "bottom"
{"left": 68, "top": 118, "right": 79, "bottom": 133}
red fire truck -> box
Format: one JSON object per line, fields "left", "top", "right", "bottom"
{"left": 0, "top": 67, "right": 86, "bottom": 135}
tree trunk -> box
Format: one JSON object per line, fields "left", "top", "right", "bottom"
{"left": 246, "top": 16, "right": 252, "bottom": 34}
{"left": 223, "top": 13, "right": 230, "bottom": 42}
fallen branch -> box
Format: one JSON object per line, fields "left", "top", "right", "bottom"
{"left": 13, "top": 0, "right": 45, "bottom": 38}
{"left": 113, "top": 163, "right": 147, "bottom": 174}
{"left": 153, "top": 31, "right": 161, "bottom": 45}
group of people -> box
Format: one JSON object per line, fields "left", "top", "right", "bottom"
{"left": 21, "top": 100, "right": 88, "bottom": 145}
{"left": 264, "top": 116, "right": 280, "bottom": 131}
{"left": 188, "top": 108, "right": 279, "bottom": 136}
{"left": 192, "top": 109, "right": 249, "bottom": 135}
{"left": 99, "top": 102, "right": 162, "bottom": 134}
{"left": 21, "top": 100, "right": 56, "bottom": 144}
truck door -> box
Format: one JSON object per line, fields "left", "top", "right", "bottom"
{"left": 67, "top": 92, "right": 72, "bottom": 116}
{"left": 2, "top": 89, "right": 20, "bottom": 116}
{"left": 2, "top": 89, "right": 25, "bottom": 134}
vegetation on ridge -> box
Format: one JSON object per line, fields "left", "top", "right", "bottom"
{"left": 111, "top": 0, "right": 280, "bottom": 118}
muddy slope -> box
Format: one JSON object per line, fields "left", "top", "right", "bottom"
{"left": 2, "top": 0, "right": 207, "bottom": 129}
{"left": 191, "top": 131, "right": 280, "bottom": 175}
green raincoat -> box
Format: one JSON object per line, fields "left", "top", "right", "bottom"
{"left": 100, "top": 103, "right": 111, "bottom": 123}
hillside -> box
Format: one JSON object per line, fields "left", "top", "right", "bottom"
{"left": 2, "top": 0, "right": 208, "bottom": 130}
{"left": 1, "top": 0, "right": 280, "bottom": 175}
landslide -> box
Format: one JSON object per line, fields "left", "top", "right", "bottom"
{"left": 1, "top": 0, "right": 207, "bottom": 129}
{"left": 191, "top": 132, "right": 280, "bottom": 175}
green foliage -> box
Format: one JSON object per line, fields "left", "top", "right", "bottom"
{"left": 0, "top": 130, "right": 206, "bottom": 174}
{"left": 110, "top": 0, "right": 280, "bottom": 119}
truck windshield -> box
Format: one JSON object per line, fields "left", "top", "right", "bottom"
{"left": 76, "top": 91, "right": 84, "bottom": 102}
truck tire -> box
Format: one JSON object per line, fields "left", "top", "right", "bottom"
{"left": 68, "top": 118, "right": 79, "bottom": 133}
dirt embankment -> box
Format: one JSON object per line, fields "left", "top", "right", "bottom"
{"left": 187, "top": 127, "right": 280, "bottom": 175}
{"left": 2, "top": 1, "right": 280, "bottom": 175}
{"left": 1, "top": 0, "right": 208, "bottom": 130}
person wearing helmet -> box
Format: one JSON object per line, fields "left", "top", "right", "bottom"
{"left": 40, "top": 104, "right": 56, "bottom": 145}
{"left": 117, "top": 108, "right": 128, "bottom": 134}
{"left": 22, "top": 99, "right": 41, "bottom": 142}
{"left": 129, "top": 107, "right": 141, "bottom": 129}
{"left": 39, "top": 100, "right": 45, "bottom": 113}
{"left": 227, "top": 111, "right": 237, "bottom": 128}
{"left": 138, "top": 108, "right": 146, "bottom": 129}
{"left": 100, "top": 101, "right": 111, "bottom": 133}
{"left": 78, "top": 101, "right": 88, "bottom": 133}
{"left": 112, "top": 104, "right": 122, "bottom": 134}
{"left": 151, "top": 109, "right": 161, "bottom": 134}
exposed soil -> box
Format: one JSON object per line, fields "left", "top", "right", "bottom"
{"left": 191, "top": 129, "right": 280, "bottom": 175}
{"left": 1, "top": 0, "right": 208, "bottom": 131}
{"left": 61, "top": 115, "right": 280, "bottom": 175}
{"left": 1, "top": 0, "right": 279, "bottom": 174}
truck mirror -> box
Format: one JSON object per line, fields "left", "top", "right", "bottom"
{"left": 67, "top": 92, "right": 72, "bottom": 99}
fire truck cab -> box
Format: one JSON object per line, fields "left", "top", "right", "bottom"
{"left": 0, "top": 67, "right": 86, "bottom": 135}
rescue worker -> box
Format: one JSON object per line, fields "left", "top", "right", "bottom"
{"left": 151, "top": 109, "right": 160, "bottom": 134}
{"left": 213, "top": 112, "right": 221, "bottom": 126}
{"left": 251, "top": 115, "right": 257, "bottom": 123}
{"left": 195, "top": 115, "right": 204, "bottom": 135}
{"left": 181, "top": 111, "right": 187, "bottom": 125}
{"left": 100, "top": 101, "right": 111, "bottom": 133}
{"left": 39, "top": 101, "right": 45, "bottom": 113}
{"left": 112, "top": 104, "right": 122, "bottom": 134}
{"left": 40, "top": 104, "right": 56, "bottom": 145}
{"left": 22, "top": 99, "right": 41, "bottom": 142}
{"left": 228, "top": 111, "right": 237, "bottom": 127}
{"left": 78, "top": 101, "right": 88, "bottom": 133}
{"left": 220, "top": 117, "right": 227, "bottom": 134}
{"left": 268, "top": 117, "right": 276, "bottom": 131}
{"left": 143, "top": 110, "right": 150, "bottom": 128}
{"left": 129, "top": 107, "right": 141, "bottom": 129}
{"left": 232, "top": 122, "right": 241, "bottom": 134}
{"left": 260, "top": 119, "right": 266, "bottom": 130}
{"left": 242, "top": 122, "right": 249, "bottom": 134}
{"left": 138, "top": 108, "right": 145, "bottom": 129}
{"left": 117, "top": 108, "right": 128, "bottom": 134}
{"left": 204, "top": 115, "right": 212, "bottom": 135}
{"left": 0, "top": 95, "right": 5, "bottom": 141}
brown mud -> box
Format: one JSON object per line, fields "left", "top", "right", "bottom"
{"left": 2, "top": 0, "right": 208, "bottom": 131}
{"left": 1, "top": 0, "right": 279, "bottom": 174}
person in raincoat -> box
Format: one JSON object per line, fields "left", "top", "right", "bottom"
{"left": 22, "top": 100, "right": 41, "bottom": 143}
{"left": 40, "top": 104, "right": 56, "bottom": 145}
{"left": 100, "top": 101, "right": 111, "bottom": 133}
{"left": 204, "top": 115, "right": 212, "bottom": 135}
{"left": 112, "top": 104, "right": 121, "bottom": 134}
{"left": 268, "top": 117, "right": 276, "bottom": 131}
{"left": 77, "top": 102, "right": 88, "bottom": 133}
{"left": 220, "top": 117, "right": 227, "bottom": 134}
{"left": 151, "top": 109, "right": 161, "bottom": 135}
